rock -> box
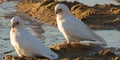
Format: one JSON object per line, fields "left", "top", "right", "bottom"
{"left": 4, "top": 42, "right": 120, "bottom": 60}
{"left": 4, "top": 55, "right": 45, "bottom": 60}
{"left": 99, "top": 49, "right": 115, "bottom": 56}
{"left": 50, "top": 42, "right": 102, "bottom": 59}
{"left": 113, "top": 56, "right": 120, "bottom": 60}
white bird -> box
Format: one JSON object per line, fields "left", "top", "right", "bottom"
{"left": 10, "top": 16, "right": 58, "bottom": 59}
{"left": 54, "top": 4, "right": 107, "bottom": 46}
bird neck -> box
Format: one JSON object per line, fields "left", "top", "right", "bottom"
{"left": 57, "top": 13, "right": 73, "bottom": 20}
{"left": 57, "top": 13, "right": 72, "bottom": 18}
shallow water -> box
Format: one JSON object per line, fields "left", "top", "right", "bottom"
{"left": 78, "top": 0, "right": 119, "bottom": 6}
{"left": 59, "top": 0, "right": 119, "bottom": 6}
{"left": 95, "top": 30, "right": 120, "bottom": 48}
{"left": 0, "top": 0, "right": 120, "bottom": 58}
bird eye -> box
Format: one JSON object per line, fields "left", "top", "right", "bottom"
{"left": 57, "top": 8, "right": 62, "bottom": 12}
{"left": 16, "top": 22, "right": 19, "bottom": 25}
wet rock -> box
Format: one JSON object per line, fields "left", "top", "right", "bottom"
{"left": 50, "top": 42, "right": 102, "bottom": 59}
{"left": 4, "top": 42, "right": 120, "bottom": 60}
{"left": 99, "top": 49, "right": 115, "bottom": 56}
{"left": 40, "top": 0, "right": 54, "bottom": 6}
{"left": 4, "top": 55, "right": 47, "bottom": 60}
{"left": 91, "top": 49, "right": 116, "bottom": 56}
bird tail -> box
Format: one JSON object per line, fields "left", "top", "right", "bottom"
{"left": 42, "top": 51, "right": 58, "bottom": 59}
{"left": 89, "top": 41, "right": 107, "bottom": 46}
{"left": 80, "top": 38, "right": 107, "bottom": 46}
{"left": 95, "top": 37, "right": 107, "bottom": 46}
{"left": 91, "top": 36, "right": 107, "bottom": 46}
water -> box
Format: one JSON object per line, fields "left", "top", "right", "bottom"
{"left": 0, "top": 1, "right": 18, "bottom": 58}
{"left": 63, "top": 0, "right": 120, "bottom": 6}
{"left": 95, "top": 30, "right": 120, "bottom": 48}
{"left": 78, "top": 0, "right": 119, "bottom": 6}
{"left": 0, "top": 0, "right": 120, "bottom": 58}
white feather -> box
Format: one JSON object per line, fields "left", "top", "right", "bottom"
{"left": 10, "top": 16, "right": 58, "bottom": 59}
{"left": 55, "top": 4, "right": 107, "bottom": 46}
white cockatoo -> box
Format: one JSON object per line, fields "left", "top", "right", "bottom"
{"left": 10, "top": 16, "right": 58, "bottom": 59}
{"left": 55, "top": 4, "right": 107, "bottom": 46}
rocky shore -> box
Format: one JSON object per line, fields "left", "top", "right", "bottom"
{"left": 16, "top": 0, "right": 120, "bottom": 30}
{"left": 4, "top": 42, "right": 120, "bottom": 60}
{"left": 4, "top": 0, "right": 120, "bottom": 60}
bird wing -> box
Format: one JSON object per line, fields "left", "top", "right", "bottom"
{"left": 61, "top": 16, "right": 106, "bottom": 45}
{"left": 16, "top": 29, "right": 58, "bottom": 59}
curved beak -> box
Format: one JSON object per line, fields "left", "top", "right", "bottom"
{"left": 54, "top": 10, "right": 58, "bottom": 14}
{"left": 11, "top": 22, "right": 19, "bottom": 28}
{"left": 54, "top": 9, "right": 62, "bottom": 14}
{"left": 12, "top": 22, "right": 16, "bottom": 28}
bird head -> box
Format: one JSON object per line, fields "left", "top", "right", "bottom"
{"left": 54, "top": 4, "right": 71, "bottom": 17}
{"left": 11, "top": 16, "right": 24, "bottom": 29}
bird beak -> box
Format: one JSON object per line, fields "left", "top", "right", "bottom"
{"left": 12, "top": 22, "right": 15, "bottom": 28}
{"left": 54, "top": 9, "right": 62, "bottom": 14}
{"left": 54, "top": 10, "right": 58, "bottom": 14}
{"left": 11, "top": 22, "right": 19, "bottom": 28}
